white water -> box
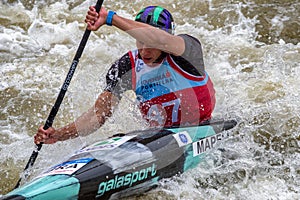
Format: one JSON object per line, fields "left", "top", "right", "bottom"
{"left": 0, "top": 0, "right": 299, "bottom": 199}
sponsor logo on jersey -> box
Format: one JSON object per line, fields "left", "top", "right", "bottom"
{"left": 141, "top": 71, "right": 173, "bottom": 87}
{"left": 97, "top": 163, "right": 157, "bottom": 197}
{"left": 136, "top": 61, "right": 144, "bottom": 72}
{"left": 193, "top": 132, "right": 230, "bottom": 156}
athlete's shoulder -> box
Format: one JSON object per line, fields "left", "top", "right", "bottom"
{"left": 172, "top": 34, "right": 205, "bottom": 76}
{"left": 178, "top": 34, "right": 202, "bottom": 46}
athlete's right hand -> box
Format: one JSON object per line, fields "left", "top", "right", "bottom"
{"left": 85, "top": 6, "right": 108, "bottom": 31}
{"left": 34, "top": 126, "right": 58, "bottom": 144}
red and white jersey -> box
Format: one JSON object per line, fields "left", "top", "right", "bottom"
{"left": 129, "top": 49, "right": 215, "bottom": 127}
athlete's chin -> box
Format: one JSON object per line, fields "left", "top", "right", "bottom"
{"left": 142, "top": 59, "right": 152, "bottom": 64}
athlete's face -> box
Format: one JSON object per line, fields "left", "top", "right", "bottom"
{"left": 136, "top": 41, "right": 162, "bottom": 66}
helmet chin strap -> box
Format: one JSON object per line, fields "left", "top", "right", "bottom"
{"left": 153, "top": 52, "right": 167, "bottom": 63}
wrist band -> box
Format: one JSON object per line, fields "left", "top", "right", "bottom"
{"left": 106, "top": 11, "right": 116, "bottom": 26}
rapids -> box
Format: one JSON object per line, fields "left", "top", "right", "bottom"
{"left": 0, "top": 0, "right": 299, "bottom": 199}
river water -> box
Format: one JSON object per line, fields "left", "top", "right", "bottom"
{"left": 0, "top": 0, "right": 299, "bottom": 199}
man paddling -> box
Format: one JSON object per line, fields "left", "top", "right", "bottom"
{"left": 34, "top": 5, "right": 215, "bottom": 144}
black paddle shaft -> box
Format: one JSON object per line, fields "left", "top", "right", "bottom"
{"left": 14, "top": 0, "right": 104, "bottom": 189}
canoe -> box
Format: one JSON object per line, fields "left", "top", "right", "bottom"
{"left": 1, "top": 119, "right": 237, "bottom": 200}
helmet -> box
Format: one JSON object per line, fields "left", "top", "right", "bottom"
{"left": 135, "top": 6, "right": 175, "bottom": 34}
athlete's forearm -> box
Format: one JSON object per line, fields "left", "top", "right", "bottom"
{"left": 56, "top": 122, "right": 79, "bottom": 141}
{"left": 56, "top": 91, "right": 117, "bottom": 141}
{"left": 111, "top": 14, "right": 185, "bottom": 56}
{"left": 55, "top": 107, "right": 101, "bottom": 141}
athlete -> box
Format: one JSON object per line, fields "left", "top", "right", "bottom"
{"left": 34, "top": 5, "right": 215, "bottom": 144}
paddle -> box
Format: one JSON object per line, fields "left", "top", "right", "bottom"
{"left": 14, "top": 0, "right": 105, "bottom": 189}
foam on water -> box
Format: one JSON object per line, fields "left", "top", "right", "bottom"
{"left": 1, "top": 0, "right": 299, "bottom": 198}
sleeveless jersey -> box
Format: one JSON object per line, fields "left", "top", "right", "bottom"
{"left": 128, "top": 49, "right": 215, "bottom": 127}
